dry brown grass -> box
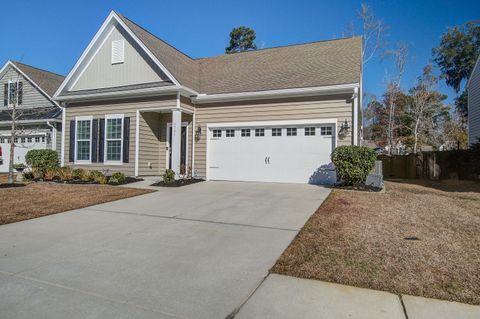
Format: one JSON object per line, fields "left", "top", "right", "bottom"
{"left": 272, "top": 180, "right": 480, "bottom": 304}
{"left": 0, "top": 182, "right": 153, "bottom": 225}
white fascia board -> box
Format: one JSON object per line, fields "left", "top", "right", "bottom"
{"left": 55, "top": 85, "right": 182, "bottom": 102}
{"left": 54, "top": 11, "right": 180, "bottom": 99}
{"left": 0, "top": 118, "right": 62, "bottom": 125}
{"left": 2, "top": 61, "right": 62, "bottom": 108}
{"left": 467, "top": 54, "right": 480, "bottom": 89}
{"left": 207, "top": 118, "right": 337, "bottom": 128}
{"left": 192, "top": 83, "right": 359, "bottom": 104}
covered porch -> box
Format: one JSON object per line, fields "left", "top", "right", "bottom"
{"left": 135, "top": 107, "right": 194, "bottom": 178}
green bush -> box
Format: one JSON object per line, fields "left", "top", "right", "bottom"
{"left": 109, "top": 172, "right": 126, "bottom": 185}
{"left": 72, "top": 168, "right": 84, "bottom": 180}
{"left": 25, "top": 149, "right": 59, "bottom": 172}
{"left": 91, "top": 170, "right": 107, "bottom": 184}
{"left": 57, "top": 167, "right": 73, "bottom": 182}
{"left": 22, "top": 171, "right": 34, "bottom": 181}
{"left": 163, "top": 169, "right": 175, "bottom": 184}
{"left": 331, "top": 145, "right": 377, "bottom": 185}
{"left": 79, "top": 169, "right": 94, "bottom": 182}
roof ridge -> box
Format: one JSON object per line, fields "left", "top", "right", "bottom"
{"left": 195, "top": 36, "right": 362, "bottom": 61}
{"left": 11, "top": 61, "right": 65, "bottom": 78}
{"left": 115, "top": 12, "right": 196, "bottom": 61}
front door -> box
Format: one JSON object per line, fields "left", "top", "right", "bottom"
{"left": 168, "top": 126, "right": 187, "bottom": 172}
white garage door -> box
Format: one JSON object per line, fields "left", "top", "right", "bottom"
{"left": 0, "top": 135, "right": 47, "bottom": 173}
{"left": 207, "top": 121, "right": 336, "bottom": 184}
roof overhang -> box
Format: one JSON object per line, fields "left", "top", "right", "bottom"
{"left": 191, "top": 83, "right": 359, "bottom": 104}
{"left": 0, "top": 118, "right": 62, "bottom": 126}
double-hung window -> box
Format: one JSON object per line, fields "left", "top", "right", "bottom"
{"left": 75, "top": 116, "right": 92, "bottom": 163}
{"left": 105, "top": 114, "right": 124, "bottom": 163}
{"left": 4, "top": 81, "right": 22, "bottom": 106}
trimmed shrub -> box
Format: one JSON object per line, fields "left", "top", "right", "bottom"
{"left": 25, "top": 149, "right": 59, "bottom": 172}
{"left": 72, "top": 168, "right": 84, "bottom": 180}
{"left": 109, "top": 172, "right": 126, "bottom": 185}
{"left": 43, "top": 168, "right": 57, "bottom": 181}
{"left": 331, "top": 145, "right": 377, "bottom": 185}
{"left": 163, "top": 169, "right": 175, "bottom": 184}
{"left": 22, "top": 171, "right": 34, "bottom": 181}
{"left": 57, "top": 167, "right": 73, "bottom": 182}
{"left": 79, "top": 169, "right": 94, "bottom": 182}
{"left": 91, "top": 170, "right": 107, "bottom": 184}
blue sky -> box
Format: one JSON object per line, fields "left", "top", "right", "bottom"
{"left": 1, "top": 0, "right": 479, "bottom": 106}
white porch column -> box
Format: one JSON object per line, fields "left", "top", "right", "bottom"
{"left": 171, "top": 109, "right": 182, "bottom": 177}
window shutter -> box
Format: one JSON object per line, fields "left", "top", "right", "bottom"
{"left": 69, "top": 120, "right": 75, "bottom": 162}
{"left": 123, "top": 117, "right": 130, "bottom": 163}
{"left": 91, "top": 119, "right": 98, "bottom": 162}
{"left": 17, "top": 82, "right": 23, "bottom": 105}
{"left": 111, "top": 40, "right": 125, "bottom": 64}
{"left": 98, "top": 118, "right": 105, "bottom": 162}
{"left": 3, "top": 83, "right": 7, "bottom": 106}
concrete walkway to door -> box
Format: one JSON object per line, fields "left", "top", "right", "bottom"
{"left": 0, "top": 181, "right": 329, "bottom": 319}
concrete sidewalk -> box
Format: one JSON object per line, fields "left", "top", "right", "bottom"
{"left": 235, "top": 274, "right": 480, "bottom": 319}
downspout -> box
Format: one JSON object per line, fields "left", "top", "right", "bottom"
{"left": 353, "top": 87, "right": 359, "bottom": 146}
{"left": 46, "top": 121, "right": 56, "bottom": 151}
{"left": 192, "top": 101, "right": 196, "bottom": 178}
{"left": 60, "top": 104, "right": 66, "bottom": 167}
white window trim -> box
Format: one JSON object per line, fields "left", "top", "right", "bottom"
{"left": 74, "top": 115, "right": 93, "bottom": 165}
{"left": 7, "top": 80, "right": 18, "bottom": 107}
{"left": 104, "top": 114, "right": 124, "bottom": 165}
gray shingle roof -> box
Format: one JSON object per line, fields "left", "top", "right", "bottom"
{"left": 12, "top": 61, "right": 65, "bottom": 97}
{"left": 116, "top": 12, "right": 362, "bottom": 95}
{"left": 0, "top": 107, "right": 61, "bottom": 122}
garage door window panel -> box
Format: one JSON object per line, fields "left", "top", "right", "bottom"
{"left": 305, "top": 127, "right": 316, "bottom": 136}
{"left": 226, "top": 129, "right": 235, "bottom": 137}
{"left": 255, "top": 128, "right": 265, "bottom": 137}
{"left": 287, "top": 128, "right": 297, "bottom": 136}
{"left": 212, "top": 129, "right": 222, "bottom": 138}
{"left": 272, "top": 128, "right": 282, "bottom": 136}
{"left": 321, "top": 126, "right": 333, "bottom": 136}
{"left": 241, "top": 129, "right": 250, "bottom": 137}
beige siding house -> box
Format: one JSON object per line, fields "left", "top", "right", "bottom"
{"left": 0, "top": 61, "right": 64, "bottom": 172}
{"left": 55, "top": 11, "right": 363, "bottom": 184}
{"left": 468, "top": 55, "right": 480, "bottom": 146}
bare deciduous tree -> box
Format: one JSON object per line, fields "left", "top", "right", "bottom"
{"left": 358, "top": 3, "right": 386, "bottom": 66}
{"left": 384, "top": 43, "right": 408, "bottom": 154}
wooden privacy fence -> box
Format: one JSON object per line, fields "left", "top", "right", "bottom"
{"left": 379, "top": 150, "right": 479, "bottom": 180}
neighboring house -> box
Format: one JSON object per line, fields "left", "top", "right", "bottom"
{"left": 54, "top": 11, "right": 362, "bottom": 184}
{"left": 0, "top": 61, "right": 64, "bottom": 172}
{"left": 468, "top": 54, "right": 480, "bottom": 146}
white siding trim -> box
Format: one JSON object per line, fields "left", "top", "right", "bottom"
{"left": 135, "top": 110, "right": 140, "bottom": 176}
{"left": 61, "top": 107, "right": 66, "bottom": 166}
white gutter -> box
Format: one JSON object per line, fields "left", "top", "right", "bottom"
{"left": 55, "top": 85, "right": 182, "bottom": 102}
{"left": 192, "top": 83, "right": 359, "bottom": 103}
{"left": 0, "top": 119, "right": 62, "bottom": 125}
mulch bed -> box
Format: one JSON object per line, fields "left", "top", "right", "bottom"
{"left": 151, "top": 178, "right": 204, "bottom": 187}
{"left": 272, "top": 180, "right": 480, "bottom": 305}
{"left": 0, "top": 183, "right": 153, "bottom": 225}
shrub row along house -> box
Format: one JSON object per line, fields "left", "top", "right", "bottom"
{"left": 2, "top": 10, "right": 363, "bottom": 183}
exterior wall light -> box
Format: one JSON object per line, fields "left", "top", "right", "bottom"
{"left": 341, "top": 119, "right": 350, "bottom": 131}
{"left": 195, "top": 125, "right": 202, "bottom": 141}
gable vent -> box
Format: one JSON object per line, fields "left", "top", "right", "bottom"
{"left": 111, "top": 40, "right": 125, "bottom": 64}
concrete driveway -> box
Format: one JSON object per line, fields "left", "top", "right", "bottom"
{"left": 0, "top": 181, "right": 329, "bottom": 319}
